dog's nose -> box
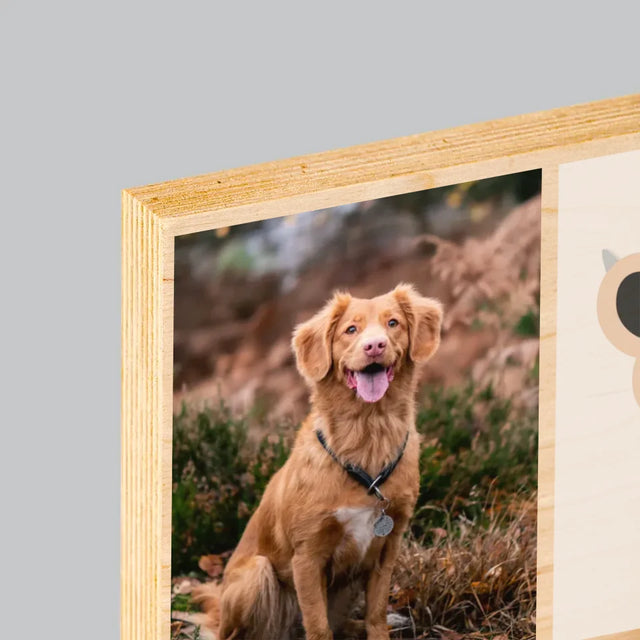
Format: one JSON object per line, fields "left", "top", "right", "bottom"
{"left": 363, "top": 337, "right": 387, "bottom": 357}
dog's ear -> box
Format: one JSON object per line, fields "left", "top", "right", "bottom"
{"left": 292, "top": 292, "right": 351, "bottom": 382}
{"left": 393, "top": 283, "right": 443, "bottom": 362}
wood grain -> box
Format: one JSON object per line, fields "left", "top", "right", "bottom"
{"left": 121, "top": 94, "right": 640, "bottom": 640}
{"left": 126, "top": 94, "right": 639, "bottom": 237}
{"left": 122, "top": 193, "right": 172, "bottom": 640}
{"left": 538, "top": 165, "right": 559, "bottom": 640}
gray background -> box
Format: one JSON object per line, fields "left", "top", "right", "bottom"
{"left": 1, "top": 2, "right": 637, "bottom": 638}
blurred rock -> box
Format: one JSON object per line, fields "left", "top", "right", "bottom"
{"left": 173, "top": 195, "right": 541, "bottom": 426}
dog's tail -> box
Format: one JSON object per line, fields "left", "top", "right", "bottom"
{"left": 191, "top": 581, "right": 223, "bottom": 639}
{"left": 193, "top": 555, "right": 296, "bottom": 640}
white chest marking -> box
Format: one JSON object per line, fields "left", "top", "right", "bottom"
{"left": 334, "top": 507, "right": 376, "bottom": 558}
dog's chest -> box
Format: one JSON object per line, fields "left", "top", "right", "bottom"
{"left": 334, "top": 506, "right": 377, "bottom": 559}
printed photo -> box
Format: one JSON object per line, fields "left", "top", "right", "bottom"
{"left": 170, "top": 171, "right": 541, "bottom": 640}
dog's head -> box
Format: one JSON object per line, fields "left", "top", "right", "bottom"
{"left": 597, "top": 249, "right": 640, "bottom": 407}
{"left": 292, "top": 284, "right": 442, "bottom": 403}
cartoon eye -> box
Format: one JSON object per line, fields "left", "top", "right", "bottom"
{"left": 388, "top": 319, "right": 399, "bottom": 328}
{"left": 346, "top": 325, "right": 357, "bottom": 335}
{"left": 617, "top": 271, "right": 640, "bottom": 337}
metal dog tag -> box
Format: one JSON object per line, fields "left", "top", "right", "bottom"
{"left": 373, "top": 513, "right": 394, "bottom": 537}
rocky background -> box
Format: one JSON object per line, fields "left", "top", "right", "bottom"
{"left": 174, "top": 172, "right": 541, "bottom": 429}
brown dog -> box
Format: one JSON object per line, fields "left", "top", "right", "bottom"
{"left": 194, "top": 284, "right": 443, "bottom": 640}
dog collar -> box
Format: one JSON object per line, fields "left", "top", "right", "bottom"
{"left": 314, "top": 428, "right": 409, "bottom": 501}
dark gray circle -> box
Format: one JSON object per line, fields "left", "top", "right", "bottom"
{"left": 616, "top": 272, "right": 640, "bottom": 337}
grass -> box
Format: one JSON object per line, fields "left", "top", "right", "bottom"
{"left": 514, "top": 309, "right": 540, "bottom": 337}
{"left": 171, "top": 619, "right": 203, "bottom": 640}
{"left": 171, "top": 383, "right": 538, "bottom": 638}
{"left": 392, "top": 494, "right": 536, "bottom": 639}
{"left": 172, "top": 402, "right": 289, "bottom": 575}
{"left": 414, "top": 383, "right": 537, "bottom": 541}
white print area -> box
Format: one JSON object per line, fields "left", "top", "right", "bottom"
{"left": 334, "top": 507, "right": 376, "bottom": 558}
{"left": 555, "top": 150, "right": 640, "bottom": 640}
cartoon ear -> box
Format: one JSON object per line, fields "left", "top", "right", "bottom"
{"left": 292, "top": 292, "right": 351, "bottom": 382}
{"left": 393, "top": 283, "right": 443, "bottom": 362}
{"left": 602, "top": 249, "right": 619, "bottom": 272}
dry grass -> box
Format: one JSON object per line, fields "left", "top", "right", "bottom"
{"left": 390, "top": 494, "right": 536, "bottom": 640}
{"left": 171, "top": 395, "right": 538, "bottom": 640}
{"left": 171, "top": 494, "right": 536, "bottom": 640}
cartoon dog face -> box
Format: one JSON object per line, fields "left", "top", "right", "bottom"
{"left": 597, "top": 250, "right": 640, "bottom": 407}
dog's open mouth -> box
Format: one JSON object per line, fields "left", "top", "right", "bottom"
{"left": 345, "top": 362, "right": 395, "bottom": 403}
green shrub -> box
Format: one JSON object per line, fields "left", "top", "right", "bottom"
{"left": 514, "top": 308, "right": 540, "bottom": 337}
{"left": 172, "top": 403, "right": 290, "bottom": 574}
{"left": 172, "top": 384, "right": 538, "bottom": 574}
{"left": 414, "top": 383, "right": 538, "bottom": 540}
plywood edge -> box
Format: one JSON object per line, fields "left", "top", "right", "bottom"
{"left": 124, "top": 94, "right": 639, "bottom": 230}
{"left": 121, "top": 193, "right": 167, "bottom": 640}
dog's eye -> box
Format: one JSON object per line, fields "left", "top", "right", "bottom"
{"left": 617, "top": 272, "right": 640, "bottom": 337}
{"left": 388, "top": 318, "right": 399, "bottom": 328}
{"left": 345, "top": 325, "right": 357, "bottom": 335}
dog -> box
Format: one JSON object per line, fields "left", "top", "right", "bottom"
{"left": 597, "top": 249, "right": 640, "bottom": 407}
{"left": 193, "top": 284, "right": 443, "bottom": 640}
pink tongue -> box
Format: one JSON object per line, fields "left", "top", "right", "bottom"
{"left": 354, "top": 370, "right": 390, "bottom": 403}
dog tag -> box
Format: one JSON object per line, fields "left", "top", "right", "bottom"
{"left": 373, "top": 513, "right": 394, "bottom": 537}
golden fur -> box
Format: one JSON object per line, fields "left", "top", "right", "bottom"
{"left": 193, "top": 284, "right": 443, "bottom": 640}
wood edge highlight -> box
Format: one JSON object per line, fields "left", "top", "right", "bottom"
{"left": 585, "top": 630, "right": 640, "bottom": 640}
{"left": 164, "top": 132, "right": 639, "bottom": 238}
{"left": 121, "top": 195, "right": 167, "bottom": 640}
{"left": 125, "top": 94, "right": 639, "bottom": 230}
{"left": 537, "top": 164, "right": 559, "bottom": 640}
{"left": 158, "top": 228, "right": 175, "bottom": 636}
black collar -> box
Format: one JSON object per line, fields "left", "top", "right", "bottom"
{"left": 315, "top": 429, "right": 409, "bottom": 501}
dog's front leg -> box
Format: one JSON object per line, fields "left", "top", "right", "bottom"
{"left": 364, "top": 532, "right": 403, "bottom": 640}
{"left": 292, "top": 552, "right": 332, "bottom": 640}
